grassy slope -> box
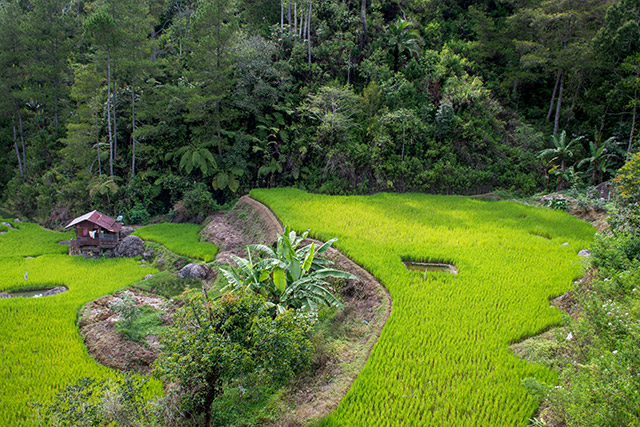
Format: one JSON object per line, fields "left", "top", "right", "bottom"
{"left": 251, "top": 188, "right": 595, "bottom": 427}
{"left": 134, "top": 223, "right": 218, "bottom": 262}
{"left": 0, "top": 222, "right": 158, "bottom": 426}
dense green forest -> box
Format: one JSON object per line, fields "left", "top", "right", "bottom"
{"left": 0, "top": 0, "right": 638, "bottom": 224}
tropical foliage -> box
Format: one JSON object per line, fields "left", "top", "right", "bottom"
{"left": 219, "top": 226, "right": 356, "bottom": 314}
{"left": 3, "top": 0, "right": 638, "bottom": 223}
{"left": 251, "top": 188, "right": 595, "bottom": 426}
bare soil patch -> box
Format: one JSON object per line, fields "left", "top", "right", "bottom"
{"left": 78, "top": 288, "right": 171, "bottom": 374}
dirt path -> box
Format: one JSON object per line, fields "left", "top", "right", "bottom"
{"left": 203, "top": 195, "right": 392, "bottom": 426}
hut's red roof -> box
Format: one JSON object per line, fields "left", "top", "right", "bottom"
{"left": 65, "top": 210, "right": 122, "bottom": 233}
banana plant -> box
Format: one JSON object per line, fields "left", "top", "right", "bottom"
{"left": 219, "top": 226, "right": 357, "bottom": 315}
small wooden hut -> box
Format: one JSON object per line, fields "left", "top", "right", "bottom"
{"left": 65, "top": 210, "right": 122, "bottom": 256}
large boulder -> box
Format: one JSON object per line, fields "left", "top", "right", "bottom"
{"left": 114, "top": 235, "right": 145, "bottom": 258}
{"left": 120, "top": 226, "right": 136, "bottom": 238}
{"left": 178, "top": 263, "right": 210, "bottom": 280}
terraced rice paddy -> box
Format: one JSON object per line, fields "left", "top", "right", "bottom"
{"left": 0, "top": 220, "right": 158, "bottom": 426}
{"left": 134, "top": 223, "right": 218, "bottom": 261}
{"left": 250, "top": 189, "right": 595, "bottom": 427}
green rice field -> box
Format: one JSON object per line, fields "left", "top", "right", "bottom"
{"left": 0, "top": 220, "right": 158, "bottom": 426}
{"left": 250, "top": 189, "right": 595, "bottom": 427}
{"left": 134, "top": 223, "right": 218, "bottom": 262}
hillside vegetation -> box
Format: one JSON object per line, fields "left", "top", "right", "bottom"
{"left": 1, "top": 0, "right": 638, "bottom": 224}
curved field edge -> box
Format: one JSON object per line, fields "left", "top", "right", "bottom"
{"left": 133, "top": 223, "right": 218, "bottom": 262}
{"left": 0, "top": 223, "right": 160, "bottom": 426}
{"left": 236, "top": 197, "right": 393, "bottom": 425}
{"left": 250, "top": 188, "right": 595, "bottom": 427}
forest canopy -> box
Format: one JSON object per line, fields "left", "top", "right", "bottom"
{"left": 0, "top": 0, "right": 637, "bottom": 223}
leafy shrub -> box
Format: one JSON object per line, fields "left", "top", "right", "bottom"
{"left": 610, "top": 153, "right": 640, "bottom": 235}
{"left": 109, "top": 292, "right": 139, "bottom": 328}
{"left": 37, "top": 375, "right": 161, "bottom": 427}
{"left": 154, "top": 289, "right": 313, "bottom": 425}
{"left": 122, "top": 203, "right": 150, "bottom": 225}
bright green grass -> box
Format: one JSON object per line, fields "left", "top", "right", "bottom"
{"left": 250, "top": 188, "right": 595, "bottom": 427}
{"left": 134, "top": 223, "right": 218, "bottom": 262}
{"left": 0, "top": 223, "right": 159, "bottom": 426}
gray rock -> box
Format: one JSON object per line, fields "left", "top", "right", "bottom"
{"left": 42, "top": 286, "right": 68, "bottom": 297}
{"left": 143, "top": 250, "right": 155, "bottom": 261}
{"left": 13, "top": 218, "right": 21, "bottom": 222}
{"left": 562, "top": 242, "right": 570, "bottom": 246}
{"left": 578, "top": 249, "right": 591, "bottom": 257}
{"left": 114, "top": 235, "right": 145, "bottom": 258}
{"left": 0, "top": 232, "right": 6, "bottom": 235}
{"left": 1, "top": 222, "right": 15, "bottom": 229}
{"left": 0, "top": 292, "right": 12, "bottom": 299}
{"left": 120, "top": 226, "right": 136, "bottom": 238}
{"left": 144, "top": 274, "right": 154, "bottom": 280}
{"left": 178, "top": 263, "right": 209, "bottom": 280}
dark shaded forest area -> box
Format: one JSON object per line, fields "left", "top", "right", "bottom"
{"left": 0, "top": 0, "right": 638, "bottom": 224}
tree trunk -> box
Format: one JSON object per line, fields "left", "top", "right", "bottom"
{"left": 131, "top": 84, "right": 136, "bottom": 177}
{"left": 558, "top": 157, "right": 566, "bottom": 190}
{"left": 553, "top": 70, "right": 564, "bottom": 137}
{"left": 299, "top": 7, "right": 304, "bottom": 37}
{"left": 628, "top": 86, "right": 637, "bottom": 160}
{"left": 95, "top": 108, "right": 101, "bottom": 177}
{"left": 12, "top": 122, "right": 23, "bottom": 180}
{"left": 54, "top": 96, "right": 59, "bottom": 128}
{"left": 107, "top": 51, "right": 114, "bottom": 176}
{"left": 401, "top": 121, "right": 405, "bottom": 161}
{"left": 288, "top": 0, "right": 291, "bottom": 30}
{"left": 294, "top": 3, "right": 297, "bottom": 35}
{"left": 280, "top": 0, "right": 284, "bottom": 29}
{"left": 307, "top": 0, "right": 312, "bottom": 64}
{"left": 360, "top": 0, "right": 367, "bottom": 51}
{"left": 216, "top": 100, "right": 222, "bottom": 157}
{"left": 547, "top": 70, "right": 561, "bottom": 122}
{"left": 17, "top": 108, "right": 26, "bottom": 177}
{"left": 152, "top": 29, "right": 158, "bottom": 62}
{"left": 302, "top": 8, "right": 307, "bottom": 40}
{"left": 112, "top": 77, "right": 118, "bottom": 163}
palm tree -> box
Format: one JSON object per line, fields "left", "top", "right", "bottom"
{"left": 219, "top": 227, "right": 357, "bottom": 315}
{"left": 387, "top": 19, "right": 422, "bottom": 71}
{"left": 538, "top": 130, "right": 583, "bottom": 190}
{"left": 578, "top": 132, "right": 616, "bottom": 185}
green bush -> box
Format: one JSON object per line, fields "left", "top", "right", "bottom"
{"left": 182, "top": 182, "right": 218, "bottom": 215}
{"left": 610, "top": 153, "right": 640, "bottom": 236}
{"left": 122, "top": 203, "right": 150, "bottom": 225}
{"left": 154, "top": 289, "right": 313, "bottom": 424}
